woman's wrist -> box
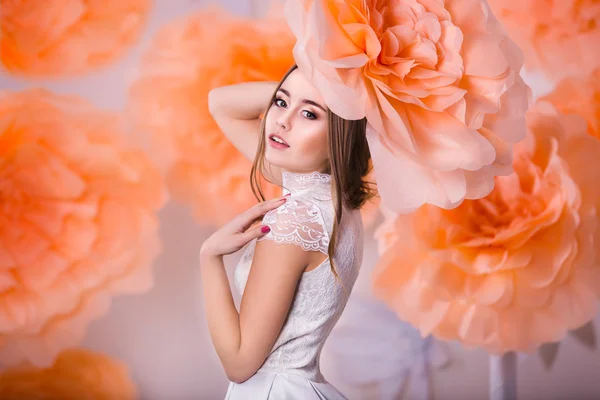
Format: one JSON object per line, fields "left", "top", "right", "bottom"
{"left": 199, "top": 253, "right": 224, "bottom": 273}
{"left": 199, "top": 243, "right": 221, "bottom": 261}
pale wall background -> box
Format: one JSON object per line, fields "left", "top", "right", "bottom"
{"left": 1, "top": 0, "right": 599, "bottom": 399}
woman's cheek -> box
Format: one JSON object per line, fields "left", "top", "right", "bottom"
{"left": 304, "top": 126, "right": 329, "bottom": 160}
{"left": 264, "top": 112, "right": 276, "bottom": 132}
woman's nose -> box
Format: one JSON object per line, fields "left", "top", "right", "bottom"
{"left": 276, "top": 111, "right": 291, "bottom": 130}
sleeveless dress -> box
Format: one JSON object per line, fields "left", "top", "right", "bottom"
{"left": 225, "top": 171, "right": 364, "bottom": 400}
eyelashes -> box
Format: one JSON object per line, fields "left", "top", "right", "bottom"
{"left": 273, "top": 97, "right": 317, "bottom": 120}
{"left": 274, "top": 97, "right": 287, "bottom": 108}
{"left": 303, "top": 110, "right": 317, "bottom": 120}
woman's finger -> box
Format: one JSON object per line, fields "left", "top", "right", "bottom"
{"left": 241, "top": 223, "right": 272, "bottom": 243}
{"left": 242, "top": 216, "right": 263, "bottom": 232}
{"left": 245, "top": 196, "right": 288, "bottom": 222}
{"left": 236, "top": 196, "right": 287, "bottom": 231}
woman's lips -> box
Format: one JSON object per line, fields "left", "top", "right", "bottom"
{"left": 269, "top": 133, "right": 290, "bottom": 149}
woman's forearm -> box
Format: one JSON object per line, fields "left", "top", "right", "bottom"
{"left": 208, "top": 81, "right": 279, "bottom": 120}
{"left": 199, "top": 254, "right": 243, "bottom": 380}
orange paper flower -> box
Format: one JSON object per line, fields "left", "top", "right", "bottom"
{"left": 487, "top": 0, "right": 600, "bottom": 81}
{"left": 0, "top": 0, "right": 151, "bottom": 77}
{"left": 373, "top": 102, "right": 600, "bottom": 353}
{"left": 0, "top": 349, "right": 136, "bottom": 400}
{"left": 128, "top": 6, "right": 292, "bottom": 226}
{"left": 284, "top": 0, "right": 531, "bottom": 214}
{"left": 0, "top": 89, "right": 164, "bottom": 367}
{"left": 540, "top": 68, "right": 600, "bottom": 139}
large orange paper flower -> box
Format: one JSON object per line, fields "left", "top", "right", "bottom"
{"left": 128, "top": 6, "right": 292, "bottom": 226}
{"left": 0, "top": 89, "right": 164, "bottom": 367}
{"left": 0, "top": 0, "right": 151, "bottom": 77}
{"left": 373, "top": 102, "right": 600, "bottom": 354}
{"left": 540, "top": 69, "right": 600, "bottom": 139}
{"left": 284, "top": 0, "right": 531, "bottom": 214}
{"left": 0, "top": 349, "right": 136, "bottom": 400}
{"left": 487, "top": 0, "right": 600, "bottom": 81}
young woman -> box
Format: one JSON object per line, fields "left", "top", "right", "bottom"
{"left": 199, "top": 64, "right": 374, "bottom": 399}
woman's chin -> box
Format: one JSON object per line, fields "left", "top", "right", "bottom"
{"left": 264, "top": 151, "right": 285, "bottom": 167}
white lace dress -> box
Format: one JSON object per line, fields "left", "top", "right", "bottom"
{"left": 225, "top": 171, "right": 364, "bottom": 400}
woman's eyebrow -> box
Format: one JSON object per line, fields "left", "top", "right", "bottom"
{"left": 277, "top": 88, "right": 327, "bottom": 112}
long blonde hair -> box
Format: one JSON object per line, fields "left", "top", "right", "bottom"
{"left": 250, "top": 65, "right": 376, "bottom": 285}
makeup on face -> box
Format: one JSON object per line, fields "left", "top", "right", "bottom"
{"left": 276, "top": 88, "right": 327, "bottom": 114}
{"left": 268, "top": 133, "right": 290, "bottom": 149}
{"left": 266, "top": 87, "right": 327, "bottom": 148}
{"left": 264, "top": 69, "right": 330, "bottom": 171}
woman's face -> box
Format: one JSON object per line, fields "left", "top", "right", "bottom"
{"left": 264, "top": 69, "right": 329, "bottom": 174}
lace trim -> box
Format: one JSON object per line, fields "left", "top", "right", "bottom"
{"left": 282, "top": 171, "right": 332, "bottom": 195}
{"left": 257, "top": 196, "right": 330, "bottom": 255}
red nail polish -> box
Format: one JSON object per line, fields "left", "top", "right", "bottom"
{"left": 261, "top": 225, "right": 271, "bottom": 233}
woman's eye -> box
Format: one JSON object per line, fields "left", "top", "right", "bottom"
{"left": 302, "top": 110, "right": 316, "bottom": 120}
{"left": 275, "top": 98, "right": 287, "bottom": 108}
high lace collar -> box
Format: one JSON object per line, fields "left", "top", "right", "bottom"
{"left": 281, "top": 171, "right": 331, "bottom": 196}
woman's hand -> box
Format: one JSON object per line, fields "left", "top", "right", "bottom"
{"left": 199, "top": 195, "right": 288, "bottom": 259}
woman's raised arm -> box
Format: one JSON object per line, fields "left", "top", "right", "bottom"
{"left": 208, "top": 81, "right": 278, "bottom": 162}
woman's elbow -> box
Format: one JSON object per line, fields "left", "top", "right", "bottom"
{"left": 225, "top": 367, "right": 255, "bottom": 384}
{"left": 224, "top": 359, "right": 260, "bottom": 384}
{"left": 207, "top": 88, "right": 223, "bottom": 117}
{"left": 223, "top": 349, "right": 265, "bottom": 383}
{"left": 227, "top": 374, "right": 248, "bottom": 384}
